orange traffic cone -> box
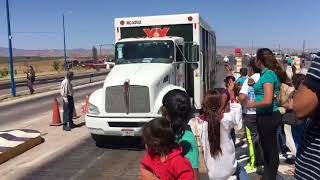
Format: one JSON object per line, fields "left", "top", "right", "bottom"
{"left": 50, "top": 97, "right": 62, "bottom": 126}
{"left": 81, "top": 95, "right": 89, "bottom": 114}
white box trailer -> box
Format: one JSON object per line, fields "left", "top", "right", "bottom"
{"left": 86, "top": 13, "right": 217, "bottom": 144}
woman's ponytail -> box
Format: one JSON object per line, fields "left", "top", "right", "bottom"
{"left": 203, "top": 90, "right": 223, "bottom": 158}
{"left": 257, "top": 48, "right": 288, "bottom": 83}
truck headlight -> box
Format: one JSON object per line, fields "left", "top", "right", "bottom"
{"left": 88, "top": 103, "right": 100, "bottom": 115}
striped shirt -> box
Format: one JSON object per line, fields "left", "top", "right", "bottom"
{"left": 295, "top": 54, "right": 320, "bottom": 180}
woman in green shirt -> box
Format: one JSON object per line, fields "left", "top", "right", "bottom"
{"left": 162, "top": 89, "right": 199, "bottom": 180}
{"left": 247, "top": 48, "right": 287, "bottom": 180}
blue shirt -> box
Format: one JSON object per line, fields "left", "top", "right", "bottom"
{"left": 236, "top": 76, "right": 247, "bottom": 85}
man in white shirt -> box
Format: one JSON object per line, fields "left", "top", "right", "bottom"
{"left": 61, "top": 71, "right": 75, "bottom": 131}
{"left": 239, "top": 58, "right": 264, "bottom": 173}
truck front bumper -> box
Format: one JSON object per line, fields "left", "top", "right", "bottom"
{"left": 85, "top": 115, "right": 158, "bottom": 136}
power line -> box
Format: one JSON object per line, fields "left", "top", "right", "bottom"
{"left": 0, "top": 30, "right": 109, "bottom": 35}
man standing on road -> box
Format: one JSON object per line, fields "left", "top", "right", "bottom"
{"left": 26, "top": 66, "right": 35, "bottom": 94}
{"left": 61, "top": 71, "right": 75, "bottom": 131}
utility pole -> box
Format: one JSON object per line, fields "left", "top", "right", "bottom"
{"left": 62, "top": 11, "right": 72, "bottom": 71}
{"left": 251, "top": 40, "right": 253, "bottom": 56}
{"left": 62, "top": 13, "right": 67, "bottom": 71}
{"left": 96, "top": 44, "right": 111, "bottom": 59}
{"left": 6, "top": 0, "right": 15, "bottom": 96}
{"left": 278, "top": 44, "right": 281, "bottom": 55}
{"left": 302, "top": 40, "right": 305, "bottom": 56}
{"left": 99, "top": 44, "right": 102, "bottom": 59}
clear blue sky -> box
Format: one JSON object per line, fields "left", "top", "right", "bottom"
{"left": 0, "top": 0, "right": 319, "bottom": 49}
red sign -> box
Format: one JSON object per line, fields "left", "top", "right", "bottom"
{"left": 143, "top": 27, "right": 169, "bottom": 38}
{"left": 235, "top": 48, "right": 242, "bottom": 54}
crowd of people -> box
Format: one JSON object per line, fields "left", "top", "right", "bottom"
{"left": 139, "top": 48, "right": 320, "bottom": 180}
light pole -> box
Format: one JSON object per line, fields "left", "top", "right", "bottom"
{"left": 62, "top": 11, "right": 71, "bottom": 71}
{"left": 96, "top": 44, "right": 112, "bottom": 59}
{"left": 6, "top": 0, "right": 15, "bottom": 96}
{"left": 95, "top": 44, "right": 102, "bottom": 59}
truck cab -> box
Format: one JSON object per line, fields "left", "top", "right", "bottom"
{"left": 86, "top": 36, "right": 188, "bottom": 140}
{"left": 85, "top": 13, "right": 216, "bottom": 145}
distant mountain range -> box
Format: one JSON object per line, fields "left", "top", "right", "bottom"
{"left": 0, "top": 46, "right": 318, "bottom": 57}
{"left": 0, "top": 47, "right": 113, "bottom": 57}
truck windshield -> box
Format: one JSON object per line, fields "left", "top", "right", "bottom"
{"left": 115, "top": 40, "right": 174, "bottom": 64}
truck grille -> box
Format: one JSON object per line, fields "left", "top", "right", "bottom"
{"left": 105, "top": 85, "right": 150, "bottom": 113}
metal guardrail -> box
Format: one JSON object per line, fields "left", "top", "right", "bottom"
{"left": 0, "top": 70, "right": 109, "bottom": 89}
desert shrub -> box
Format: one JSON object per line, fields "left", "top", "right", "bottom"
{"left": 0, "top": 68, "right": 9, "bottom": 78}
{"left": 52, "top": 61, "right": 60, "bottom": 71}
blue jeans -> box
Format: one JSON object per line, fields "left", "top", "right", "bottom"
{"left": 277, "top": 123, "right": 287, "bottom": 154}
{"left": 63, "top": 96, "right": 74, "bottom": 125}
{"left": 234, "top": 164, "right": 249, "bottom": 180}
{"left": 292, "top": 122, "right": 306, "bottom": 150}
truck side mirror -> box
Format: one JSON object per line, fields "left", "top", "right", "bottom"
{"left": 191, "top": 45, "right": 199, "bottom": 62}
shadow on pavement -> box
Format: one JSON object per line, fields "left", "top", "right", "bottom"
{"left": 18, "top": 135, "right": 144, "bottom": 180}
{"left": 96, "top": 136, "right": 145, "bottom": 151}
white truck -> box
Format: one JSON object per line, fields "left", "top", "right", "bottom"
{"left": 85, "top": 13, "right": 217, "bottom": 145}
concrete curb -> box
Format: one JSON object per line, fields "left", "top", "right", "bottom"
{"left": 0, "top": 81, "right": 104, "bottom": 108}
{"left": 0, "top": 70, "right": 109, "bottom": 89}
{"left": 0, "top": 129, "right": 43, "bottom": 164}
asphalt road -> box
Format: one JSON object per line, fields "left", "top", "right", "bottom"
{"left": 0, "top": 74, "right": 106, "bottom": 96}
{"left": 4, "top": 130, "right": 292, "bottom": 180}
{"left": 0, "top": 83, "right": 103, "bottom": 129}
{"left": 19, "top": 136, "right": 145, "bottom": 180}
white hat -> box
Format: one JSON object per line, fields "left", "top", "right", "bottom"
{"left": 223, "top": 56, "right": 229, "bottom": 63}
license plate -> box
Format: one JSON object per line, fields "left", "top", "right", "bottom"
{"left": 121, "top": 129, "right": 134, "bottom": 136}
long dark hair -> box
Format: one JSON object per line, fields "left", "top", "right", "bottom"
{"left": 292, "top": 74, "right": 306, "bottom": 90}
{"left": 256, "top": 48, "right": 287, "bottom": 83}
{"left": 162, "top": 89, "right": 192, "bottom": 141}
{"left": 248, "top": 57, "right": 261, "bottom": 74}
{"left": 203, "top": 90, "right": 223, "bottom": 158}
{"left": 142, "top": 118, "right": 177, "bottom": 157}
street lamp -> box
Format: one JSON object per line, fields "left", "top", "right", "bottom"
{"left": 6, "top": 0, "right": 15, "bottom": 96}
{"left": 62, "top": 11, "right": 72, "bottom": 71}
